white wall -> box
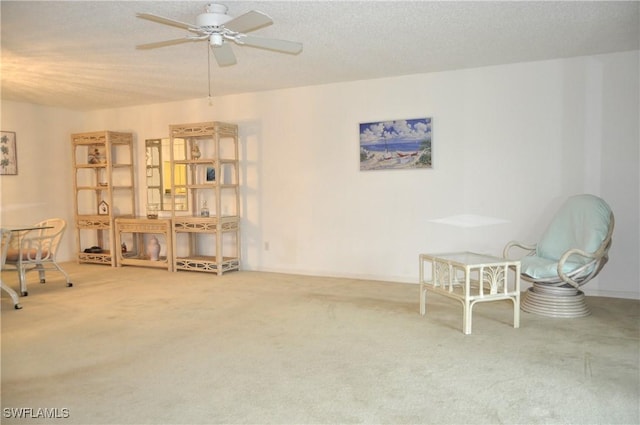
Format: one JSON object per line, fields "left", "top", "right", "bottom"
{"left": 2, "top": 51, "right": 638, "bottom": 299}
{"left": 0, "top": 102, "right": 81, "bottom": 259}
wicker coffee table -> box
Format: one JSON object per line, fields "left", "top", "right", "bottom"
{"left": 419, "top": 252, "right": 521, "bottom": 334}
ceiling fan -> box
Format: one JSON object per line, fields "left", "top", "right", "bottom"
{"left": 136, "top": 3, "right": 303, "bottom": 67}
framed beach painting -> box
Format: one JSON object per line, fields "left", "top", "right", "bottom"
{"left": 0, "top": 131, "right": 18, "bottom": 175}
{"left": 359, "top": 117, "right": 432, "bottom": 171}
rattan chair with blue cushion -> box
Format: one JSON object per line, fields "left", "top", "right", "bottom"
{"left": 503, "top": 194, "right": 614, "bottom": 318}
{"left": 4, "top": 218, "right": 73, "bottom": 296}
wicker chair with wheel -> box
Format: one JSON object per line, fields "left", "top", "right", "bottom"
{"left": 1, "top": 229, "right": 22, "bottom": 309}
{"left": 4, "top": 218, "right": 73, "bottom": 296}
{"left": 503, "top": 194, "right": 614, "bottom": 318}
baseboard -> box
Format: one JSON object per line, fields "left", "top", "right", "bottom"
{"left": 245, "top": 265, "right": 415, "bottom": 285}
{"left": 245, "top": 265, "right": 640, "bottom": 300}
{"left": 583, "top": 288, "right": 640, "bottom": 300}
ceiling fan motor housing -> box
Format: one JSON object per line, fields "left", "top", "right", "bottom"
{"left": 197, "top": 3, "right": 233, "bottom": 28}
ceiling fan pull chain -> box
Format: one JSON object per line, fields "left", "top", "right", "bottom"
{"left": 208, "top": 44, "right": 213, "bottom": 104}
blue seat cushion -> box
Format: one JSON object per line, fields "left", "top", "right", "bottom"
{"left": 536, "top": 194, "right": 612, "bottom": 265}
{"left": 521, "top": 255, "right": 588, "bottom": 279}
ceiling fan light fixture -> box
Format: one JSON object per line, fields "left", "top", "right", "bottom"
{"left": 210, "top": 33, "right": 224, "bottom": 47}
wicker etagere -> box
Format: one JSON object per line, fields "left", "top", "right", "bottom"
{"left": 71, "top": 131, "right": 135, "bottom": 266}
{"left": 169, "top": 121, "right": 240, "bottom": 275}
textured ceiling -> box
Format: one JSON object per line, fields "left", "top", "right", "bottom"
{"left": 2, "top": 1, "right": 638, "bottom": 111}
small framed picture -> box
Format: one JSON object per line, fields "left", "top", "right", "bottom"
{"left": 0, "top": 131, "right": 18, "bottom": 175}
{"left": 98, "top": 200, "right": 109, "bottom": 215}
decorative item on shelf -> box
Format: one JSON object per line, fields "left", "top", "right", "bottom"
{"left": 200, "top": 200, "right": 210, "bottom": 217}
{"left": 206, "top": 167, "right": 215, "bottom": 182}
{"left": 88, "top": 145, "right": 106, "bottom": 164}
{"left": 191, "top": 140, "right": 201, "bottom": 160}
{"left": 147, "top": 203, "right": 159, "bottom": 219}
{"left": 147, "top": 236, "right": 161, "bottom": 261}
{"left": 121, "top": 242, "right": 127, "bottom": 254}
{"left": 98, "top": 200, "right": 109, "bottom": 215}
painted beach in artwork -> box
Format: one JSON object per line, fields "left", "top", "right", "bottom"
{"left": 359, "top": 118, "right": 432, "bottom": 171}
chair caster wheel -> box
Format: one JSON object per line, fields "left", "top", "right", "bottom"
{"left": 21, "top": 291, "right": 28, "bottom": 297}
{"left": 14, "top": 304, "right": 22, "bottom": 310}
{"left": 40, "top": 279, "right": 46, "bottom": 283}
{"left": 67, "top": 282, "right": 73, "bottom": 287}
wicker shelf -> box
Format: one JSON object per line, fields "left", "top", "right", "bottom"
{"left": 71, "top": 131, "right": 135, "bottom": 266}
{"left": 169, "top": 122, "right": 240, "bottom": 275}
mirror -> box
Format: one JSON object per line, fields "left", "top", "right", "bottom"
{"left": 145, "top": 138, "right": 187, "bottom": 211}
{"left": 145, "top": 139, "right": 163, "bottom": 211}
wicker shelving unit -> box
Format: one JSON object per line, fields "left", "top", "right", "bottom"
{"left": 169, "top": 121, "right": 240, "bottom": 275}
{"left": 71, "top": 131, "right": 135, "bottom": 266}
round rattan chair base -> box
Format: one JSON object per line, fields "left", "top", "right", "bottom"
{"left": 521, "top": 284, "right": 591, "bottom": 318}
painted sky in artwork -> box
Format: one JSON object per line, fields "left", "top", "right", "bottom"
{"left": 359, "top": 118, "right": 432, "bottom": 147}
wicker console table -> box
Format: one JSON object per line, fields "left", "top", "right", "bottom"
{"left": 114, "top": 217, "right": 173, "bottom": 271}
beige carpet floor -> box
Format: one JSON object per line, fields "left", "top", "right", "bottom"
{"left": 1, "top": 262, "right": 639, "bottom": 424}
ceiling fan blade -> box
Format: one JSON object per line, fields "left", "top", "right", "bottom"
{"left": 136, "top": 38, "right": 194, "bottom": 50}
{"left": 236, "top": 35, "right": 303, "bottom": 55}
{"left": 224, "top": 10, "right": 273, "bottom": 33}
{"left": 136, "top": 13, "right": 196, "bottom": 31}
{"left": 212, "top": 43, "right": 237, "bottom": 66}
